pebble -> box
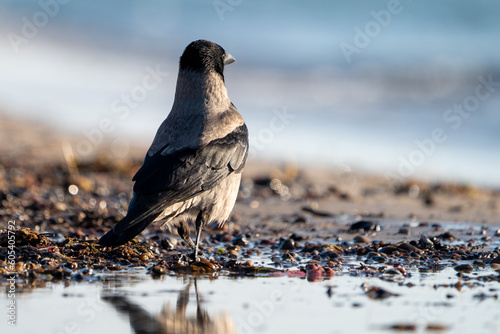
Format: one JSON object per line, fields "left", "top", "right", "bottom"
{"left": 232, "top": 234, "right": 249, "bottom": 246}
{"left": 397, "top": 242, "right": 416, "bottom": 252}
{"left": 281, "top": 252, "right": 296, "bottom": 261}
{"left": 349, "top": 220, "right": 380, "bottom": 233}
{"left": 371, "top": 256, "right": 386, "bottom": 263}
{"left": 361, "top": 283, "right": 398, "bottom": 299}
{"left": 228, "top": 249, "right": 239, "bottom": 256}
{"left": 398, "top": 227, "right": 411, "bottom": 235}
{"left": 379, "top": 246, "right": 398, "bottom": 255}
{"left": 387, "top": 324, "right": 417, "bottom": 331}
{"left": 278, "top": 238, "right": 295, "bottom": 250}
{"left": 366, "top": 252, "right": 381, "bottom": 259}
{"left": 289, "top": 233, "right": 304, "bottom": 241}
{"left": 320, "top": 251, "right": 340, "bottom": 260}
{"left": 436, "top": 232, "right": 456, "bottom": 241}
{"left": 382, "top": 268, "right": 405, "bottom": 282}
{"left": 419, "top": 234, "right": 434, "bottom": 249}
{"left": 353, "top": 236, "right": 371, "bottom": 244}
{"left": 491, "top": 255, "right": 500, "bottom": 264}
{"left": 292, "top": 216, "right": 308, "bottom": 224}
{"left": 473, "top": 260, "right": 486, "bottom": 268}
{"left": 326, "top": 286, "right": 333, "bottom": 298}
{"left": 306, "top": 264, "right": 334, "bottom": 282}
{"left": 160, "top": 237, "right": 177, "bottom": 250}
{"left": 454, "top": 264, "right": 473, "bottom": 273}
{"left": 425, "top": 324, "right": 449, "bottom": 331}
{"left": 151, "top": 265, "right": 167, "bottom": 275}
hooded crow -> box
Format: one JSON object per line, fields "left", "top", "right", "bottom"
{"left": 99, "top": 40, "right": 248, "bottom": 260}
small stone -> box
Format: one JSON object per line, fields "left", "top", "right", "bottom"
{"left": 228, "top": 249, "right": 239, "bottom": 256}
{"left": 232, "top": 234, "right": 249, "bottom": 246}
{"left": 371, "top": 256, "right": 386, "bottom": 263}
{"left": 454, "top": 264, "right": 473, "bottom": 273}
{"left": 326, "top": 286, "right": 333, "bottom": 298}
{"left": 388, "top": 324, "right": 417, "bottom": 331}
{"left": 397, "top": 243, "right": 417, "bottom": 253}
{"left": 361, "top": 283, "right": 398, "bottom": 299}
{"left": 366, "top": 252, "right": 381, "bottom": 259}
{"left": 491, "top": 255, "right": 500, "bottom": 264}
{"left": 151, "top": 265, "right": 167, "bottom": 275}
{"left": 473, "top": 260, "right": 486, "bottom": 268}
{"left": 353, "top": 235, "right": 370, "bottom": 244}
{"left": 292, "top": 216, "right": 308, "bottom": 224}
{"left": 423, "top": 193, "right": 434, "bottom": 207}
{"left": 436, "top": 232, "right": 456, "bottom": 241}
{"left": 281, "top": 252, "right": 295, "bottom": 261}
{"left": 419, "top": 234, "right": 434, "bottom": 249}
{"left": 425, "top": 324, "right": 449, "bottom": 331}
{"left": 349, "top": 220, "right": 380, "bottom": 233}
{"left": 382, "top": 268, "right": 405, "bottom": 282}
{"left": 379, "top": 246, "right": 398, "bottom": 255}
{"left": 160, "top": 237, "right": 177, "bottom": 250}
{"left": 398, "top": 227, "right": 410, "bottom": 235}
{"left": 320, "top": 251, "right": 340, "bottom": 260}
{"left": 279, "top": 238, "right": 295, "bottom": 250}
{"left": 289, "top": 233, "right": 303, "bottom": 241}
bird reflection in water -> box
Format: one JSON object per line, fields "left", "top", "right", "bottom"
{"left": 102, "top": 279, "right": 236, "bottom": 334}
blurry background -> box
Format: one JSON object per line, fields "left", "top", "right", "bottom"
{"left": 0, "top": 0, "right": 499, "bottom": 186}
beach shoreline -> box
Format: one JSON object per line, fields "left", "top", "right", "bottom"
{"left": 2, "top": 112, "right": 499, "bottom": 229}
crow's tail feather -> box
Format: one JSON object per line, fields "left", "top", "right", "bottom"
{"left": 98, "top": 215, "right": 157, "bottom": 246}
{"left": 98, "top": 193, "right": 164, "bottom": 247}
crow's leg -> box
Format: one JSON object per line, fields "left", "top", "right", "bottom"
{"left": 193, "top": 214, "right": 204, "bottom": 261}
{"left": 177, "top": 220, "right": 195, "bottom": 249}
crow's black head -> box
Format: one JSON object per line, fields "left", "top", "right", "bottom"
{"left": 180, "top": 40, "right": 235, "bottom": 76}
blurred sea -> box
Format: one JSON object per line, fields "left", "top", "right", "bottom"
{"left": 0, "top": 0, "right": 499, "bottom": 186}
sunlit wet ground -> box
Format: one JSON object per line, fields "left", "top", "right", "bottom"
{"left": 2, "top": 222, "right": 500, "bottom": 334}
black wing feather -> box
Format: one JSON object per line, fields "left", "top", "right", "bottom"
{"left": 133, "top": 124, "right": 248, "bottom": 197}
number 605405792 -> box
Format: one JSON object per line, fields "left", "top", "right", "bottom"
{"left": 7, "top": 220, "right": 16, "bottom": 270}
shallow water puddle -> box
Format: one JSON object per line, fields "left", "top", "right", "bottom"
{"left": 2, "top": 264, "right": 499, "bottom": 334}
